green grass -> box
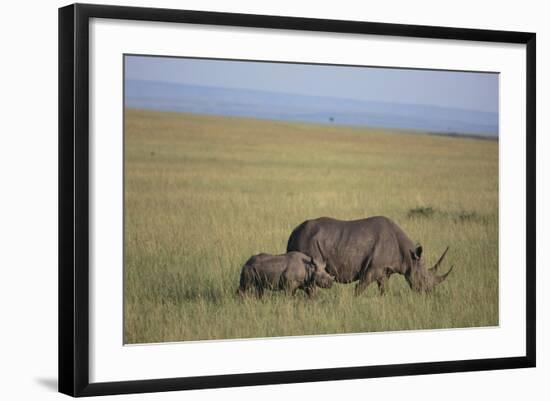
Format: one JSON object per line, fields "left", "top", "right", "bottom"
{"left": 124, "top": 108, "right": 499, "bottom": 344}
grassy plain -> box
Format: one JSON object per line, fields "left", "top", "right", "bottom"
{"left": 124, "top": 108, "right": 498, "bottom": 344}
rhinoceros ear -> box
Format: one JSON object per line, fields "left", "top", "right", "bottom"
{"left": 415, "top": 244, "right": 423, "bottom": 258}
{"left": 410, "top": 244, "right": 423, "bottom": 260}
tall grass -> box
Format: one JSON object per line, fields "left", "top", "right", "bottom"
{"left": 124, "top": 109, "right": 498, "bottom": 344}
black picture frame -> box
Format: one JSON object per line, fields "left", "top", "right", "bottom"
{"left": 58, "top": 3, "right": 536, "bottom": 397}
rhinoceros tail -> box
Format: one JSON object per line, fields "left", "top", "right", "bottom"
{"left": 287, "top": 220, "right": 310, "bottom": 252}
{"left": 286, "top": 229, "right": 297, "bottom": 252}
{"left": 237, "top": 263, "right": 259, "bottom": 297}
{"left": 237, "top": 265, "right": 248, "bottom": 296}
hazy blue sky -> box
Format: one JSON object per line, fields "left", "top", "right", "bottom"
{"left": 125, "top": 55, "right": 499, "bottom": 113}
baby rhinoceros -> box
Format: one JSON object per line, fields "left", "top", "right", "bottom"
{"left": 237, "top": 251, "right": 335, "bottom": 298}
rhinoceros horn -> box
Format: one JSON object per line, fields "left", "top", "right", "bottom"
{"left": 429, "top": 246, "right": 449, "bottom": 273}
{"left": 428, "top": 246, "right": 454, "bottom": 287}
{"left": 433, "top": 265, "right": 454, "bottom": 285}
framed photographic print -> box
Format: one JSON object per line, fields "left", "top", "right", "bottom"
{"left": 58, "top": 3, "right": 536, "bottom": 397}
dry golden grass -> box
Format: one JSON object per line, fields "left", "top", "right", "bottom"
{"left": 124, "top": 108, "right": 498, "bottom": 344}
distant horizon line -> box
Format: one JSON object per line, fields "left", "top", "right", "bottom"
{"left": 125, "top": 78, "right": 498, "bottom": 116}
{"left": 123, "top": 106, "right": 498, "bottom": 140}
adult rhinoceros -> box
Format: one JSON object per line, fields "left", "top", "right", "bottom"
{"left": 286, "top": 216, "right": 453, "bottom": 295}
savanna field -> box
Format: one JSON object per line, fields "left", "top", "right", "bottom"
{"left": 124, "top": 108, "right": 498, "bottom": 344}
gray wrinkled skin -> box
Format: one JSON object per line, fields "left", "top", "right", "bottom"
{"left": 237, "top": 251, "right": 335, "bottom": 298}
{"left": 286, "top": 216, "right": 453, "bottom": 295}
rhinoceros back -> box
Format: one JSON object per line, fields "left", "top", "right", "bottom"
{"left": 286, "top": 216, "right": 409, "bottom": 283}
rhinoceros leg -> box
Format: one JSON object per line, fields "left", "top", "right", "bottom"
{"left": 255, "top": 286, "right": 265, "bottom": 299}
{"left": 377, "top": 268, "right": 393, "bottom": 295}
{"left": 281, "top": 280, "right": 299, "bottom": 296}
{"left": 304, "top": 286, "right": 317, "bottom": 298}
{"left": 377, "top": 278, "right": 387, "bottom": 295}
{"left": 354, "top": 256, "right": 375, "bottom": 296}
{"left": 354, "top": 270, "right": 375, "bottom": 296}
